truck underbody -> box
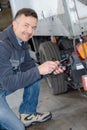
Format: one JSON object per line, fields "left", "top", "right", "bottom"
{"left": 28, "top": 36, "right": 87, "bottom": 95}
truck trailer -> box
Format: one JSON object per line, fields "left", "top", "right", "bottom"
{"left": 9, "top": 0, "right": 87, "bottom": 95}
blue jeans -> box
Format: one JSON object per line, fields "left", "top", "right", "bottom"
{"left": 0, "top": 82, "right": 40, "bottom": 130}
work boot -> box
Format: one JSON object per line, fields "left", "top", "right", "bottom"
{"left": 20, "top": 112, "right": 52, "bottom": 127}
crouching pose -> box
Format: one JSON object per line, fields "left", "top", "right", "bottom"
{"left": 0, "top": 8, "right": 65, "bottom": 130}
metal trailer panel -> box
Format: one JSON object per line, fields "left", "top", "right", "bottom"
{"left": 9, "top": 0, "right": 64, "bottom": 19}
{"left": 9, "top": 0, "right": 87, "bottom": 38}
{"left": 66, "top": 0, "right": 87, "bottom": 37}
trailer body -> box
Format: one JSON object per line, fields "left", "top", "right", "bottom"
{"left": 9, "top": 0, "right": 87, "bottom": 38}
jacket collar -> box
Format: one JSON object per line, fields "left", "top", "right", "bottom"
{"left": 7, "top": 25, "right": 29, "bottom": 50}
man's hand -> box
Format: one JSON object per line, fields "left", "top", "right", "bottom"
{"left": 38, "top": 61, "right": 65, "bottom": 75}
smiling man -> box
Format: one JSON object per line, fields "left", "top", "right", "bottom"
{"left": 0, "top": 8, "right": 65, "bottom": 130}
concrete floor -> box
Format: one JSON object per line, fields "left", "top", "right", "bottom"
{"left": 7, "top": 79, "right": 87, "bottom": 130}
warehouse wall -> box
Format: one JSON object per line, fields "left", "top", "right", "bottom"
{"left": 0, "top": 0, "right": 12, "bottom": 31}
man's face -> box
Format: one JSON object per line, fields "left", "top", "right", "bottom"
{"left": 12, "top": 14, "right": 37, "bottom": 42}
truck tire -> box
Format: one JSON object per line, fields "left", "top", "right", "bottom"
{"left": 39, "top": 41, "right": 67, "bottom": 95}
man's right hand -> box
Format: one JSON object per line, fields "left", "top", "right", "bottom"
{"left": 38, "top": 61, "right": 65, "bottom": 75}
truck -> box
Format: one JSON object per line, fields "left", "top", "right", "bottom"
{"left": 9, "top": 0, "right": 87, "bottom": 95}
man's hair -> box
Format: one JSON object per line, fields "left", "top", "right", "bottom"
{"left": 14, "top": 8, "right": 38, "bottom": 20}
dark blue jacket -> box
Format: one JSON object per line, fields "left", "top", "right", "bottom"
{"left": 0, "top": 25, "right": 41, "bottom": 92}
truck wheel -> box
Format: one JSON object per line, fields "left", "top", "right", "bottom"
{"left": 39, "top": 41, "right": 67, "bottom": 95}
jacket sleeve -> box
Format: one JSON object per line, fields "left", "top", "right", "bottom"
{"left": 0, "top": 44, "right": 41, "bottom": 92}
